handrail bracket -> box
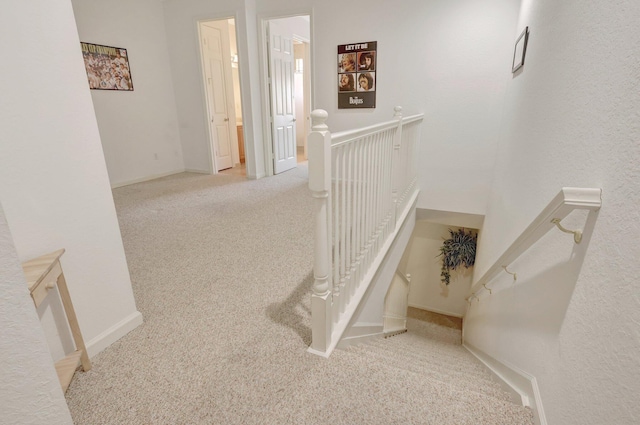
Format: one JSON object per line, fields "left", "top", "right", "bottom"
{"left": 551, "top": 218, "right": 582, "bottom": 244}
{"left": 467, "top": 187, "right": 601, "bottom": 302}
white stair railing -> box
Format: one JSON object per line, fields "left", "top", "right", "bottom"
{"left": 308, "top": 107, "right": 424, "bottom": 357}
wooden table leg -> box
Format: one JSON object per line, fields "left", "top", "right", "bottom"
{"left": 56, "top": 270, "right": 92, "bottom": 371}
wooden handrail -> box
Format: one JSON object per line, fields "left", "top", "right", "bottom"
{"left": 469, "top": 187, "right": 602, "bottom": 299}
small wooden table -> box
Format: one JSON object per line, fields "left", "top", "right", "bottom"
{"left": 22, "top": 249, "right": 91, "bottom": 392}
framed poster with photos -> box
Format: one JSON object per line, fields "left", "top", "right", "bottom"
{"left": 81, "top": 42, "right": 134, "bottom": 91}
{"left": 338, "top": 41, "right": 377, "bottom": 108}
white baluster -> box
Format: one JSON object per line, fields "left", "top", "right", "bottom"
{"left": 363, "top": 136, "right": 371, "bottom": 270}
{"left": 339, "top": 144, "right": 347, "bottom": 315}
{"left": 357, "top": 137, "right": 366, "bottom": 292}
{"left": 392, "top": 106, "right": 403, "bottom": 225}
{"left": 308, "top": 109, "right": 332, "bottom": 354}
{"left": 385, "top": 130, "right": 393, "bottom": 236}
{"left": 372, "top": 134, "right": 379, "bottom": 260}
{"left": 353, "top": 140, "right": 362, "bottom": 297}
{"left": 372, "top": 134, "right": 377, "bottom": 250}
{"left": 376, "top": 131, "right": 386, "bottom": 248}
{"left": 344, "top": 142, "right": 353, "bottom": 313}
{"left": 332, "top": 146, "right": 340, "bottom": 323}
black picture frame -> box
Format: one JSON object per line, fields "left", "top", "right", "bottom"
{"left": 512, "top": 27, "right": 529, "bottom": 73}
{"left": 338, "top": 41, "right": 377, "bottom": 109}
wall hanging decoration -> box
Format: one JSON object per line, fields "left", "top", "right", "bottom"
{"left": 512, "top": 27, "right": 529, "bottom": 73}
{"left": 338, "top": 41, "right": 377, "bottom": 108}
{"left": 438, "top": 228, "right": 477, "bottom": 285}
{"left": 80, "top": 42, "right": 134, "bottom": 91}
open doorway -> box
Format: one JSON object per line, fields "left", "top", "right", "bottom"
{"left": 198, "top": 18, "right": 246, "bottom": 176}
{"left": 262, "top": 15, "right": 311, "bottom": 175}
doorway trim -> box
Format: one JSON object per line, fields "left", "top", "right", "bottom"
{"left": 293, "top": 36, "right": 311, "bottom": 161}
{"left": 195, "top": 15, "right": 245, "bottom": 175}
{"left": 258, "top": 12, "right": 313, "bottom": 177}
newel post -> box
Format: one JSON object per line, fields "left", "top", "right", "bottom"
{"left": 308, "top": 109, "right": 332, "bottom": 354}
{"left": 392, "top": 106, "right": 403, "bottom": 224}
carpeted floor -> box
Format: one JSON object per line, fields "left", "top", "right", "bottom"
{"left": 65, "top": 164, "right": 533, "bottom": 424}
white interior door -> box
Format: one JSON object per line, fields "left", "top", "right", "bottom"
{"left": 201, "top": 22, "right": 233, "bottom": 171}
{"left": 268, "top": 21, "right": 297, "bottom": 174}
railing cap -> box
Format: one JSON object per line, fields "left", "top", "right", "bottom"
{"left": 394, "top": 106, "right": 403, "bottom": 117}
{"left": 311, "top": 109, "right": 329, "bottom": 131}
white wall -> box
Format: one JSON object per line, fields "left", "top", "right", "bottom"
{"left": 0, "top": 0, "right": 141, "bottom": 363}
{"left": 161, "top": 1, "right": 312, "bottom": 178}
{"left": 305, "top": 0, "right": 519, "bottom": 215}
{"left": 0, "top": 203, "right": 72, "bottom": 425}
{"left": 465, "top": 1, "right": 640, "bottom": 424}
{"left": 406, "top": 222, "right": 474, "bottom": 317}
{"left": 255, "top": 0, "right": 518, "bottom": 213}
{"left": 270, "top": 15, "right": 310, "bottom": 41}
{"left": 163, "top": 0, "right": 516, "bottom": 212}
{"left": 71, "top": 0, "right": 184, "bottom": 187}
{"left": 162, "top": 0, "right": 268, "bottom": 178}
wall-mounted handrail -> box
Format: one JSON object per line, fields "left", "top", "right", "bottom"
{"left": 468, "top": 187, "right": 602, "bottom": 299}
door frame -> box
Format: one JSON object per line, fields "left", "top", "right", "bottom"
{"left": 196, "top": 16, "right": 243, "bottom": 174}
{"left": 293, "top": 37, "right": 311, "bottom": 161}
{"left": 258, "top": 12, "right": 313, "bottom": 177}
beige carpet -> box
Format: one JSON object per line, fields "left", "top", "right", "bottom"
{"left": 65, "top": 164, "right": 533, "bottom": 424}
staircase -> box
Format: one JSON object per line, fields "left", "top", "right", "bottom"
{"left": 336, "top": 308, "right": 534, "bottom": 425}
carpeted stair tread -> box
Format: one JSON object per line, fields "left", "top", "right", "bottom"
{"left": 340, "top": 310, "right": 524, "bottom": 409}
{"left": 405, "top": 317, "right": 463, "bottom": 343}
{"left": 360, "top": 337, "right": 506, "bottom": 390}
{"left": 374, "top": 334, "right": 492, "bottom": 378}
{"left": 334, "top": 347, "right": 533, "bottom": 424}
{"left": 344, "top": 342, "right": 513, "bottom": 403}
{"left": 378, "top": 333, "right": 491, "bottom": 376}
{"left": 363, "top": 338, "right": 490, "bottom": 377}
{"left": 379, "top": 331, "right": 481, "bottom": 362}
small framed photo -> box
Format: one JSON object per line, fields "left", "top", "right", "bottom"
{"left": 512, "top": 27, "right": 529, "bottom": 73}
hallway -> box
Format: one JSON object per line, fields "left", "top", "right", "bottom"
{"left": 64, "top": 167, "right": 529, "bottom": 424}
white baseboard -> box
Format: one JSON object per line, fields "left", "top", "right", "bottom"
{"left": 111, "top": 169, "right": 187, "bottom": 188}
{"left": 408, "top": 303, "right": 463, "bottom": 318}
{"left": 383, "top": 328, "right": 407, "bottom": 338}
{"left": 337, "top": 324, "right": 383, "bottom": 349}
{"left": 85, "top": 311, "right": 143, "bottom": 358}
{"left": 337, "top": 331, "right": 384, "bottom": 349}
{"left": 306, "top": 346, "right": 331, "bottom": 358}
{"left": 463, "top": 342, "right": 547, "bottom": 425}
{"left": 184, "top": 168, "right": 209, "bottom": 174}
